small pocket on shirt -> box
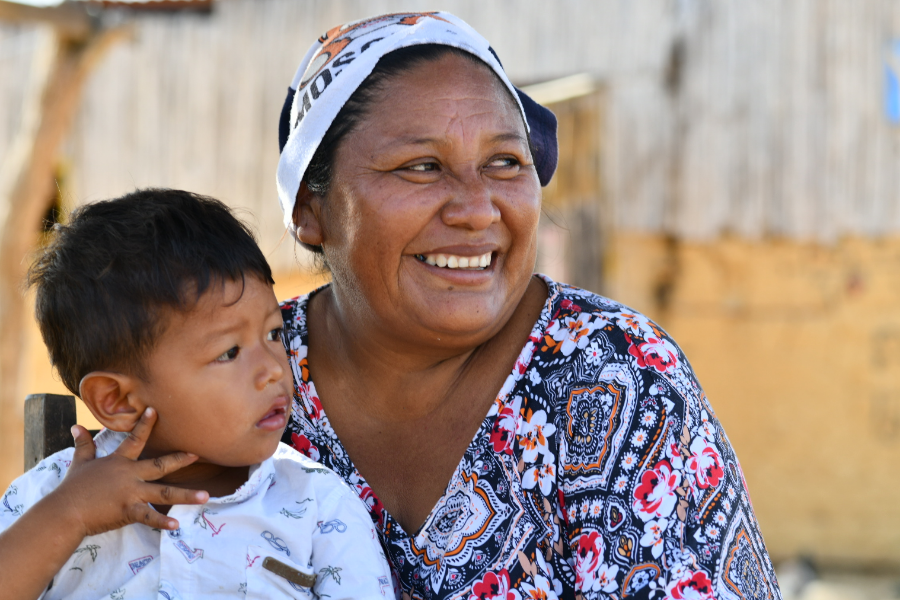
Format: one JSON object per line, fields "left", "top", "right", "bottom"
{"left": 245, "top": 545, "right": 315, "bottom": 599}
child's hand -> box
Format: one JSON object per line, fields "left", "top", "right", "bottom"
{"left": 54, "top": 407, "right": 209, "bottom": 537}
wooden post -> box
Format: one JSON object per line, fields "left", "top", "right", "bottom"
{"left": 0, "top": 1, "right": 129, "bottom": 486}
{"left": 23, "top": 393, "right": 76, "bottom": 470}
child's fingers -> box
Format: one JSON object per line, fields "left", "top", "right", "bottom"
{"left": 139, "top": 451, "right": 200, "bottom": 481}
{"left": 144, "top": 483, "right": 209, "bottom": 508}
{"left": 114, "top": 407, "right": 157, "bottom": 460}
{"left": 70, "top": 425, "right": 97, "bottom": 465}
{"left": 127, "top": 502, "right": 180, "bottom": 531}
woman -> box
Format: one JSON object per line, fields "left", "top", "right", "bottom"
{"left": 275, "top": 12, "right": 781, "bottom": 600}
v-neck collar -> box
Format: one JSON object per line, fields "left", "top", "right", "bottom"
{"left": 287, "top": 275, "right": 560, "bottom": 540}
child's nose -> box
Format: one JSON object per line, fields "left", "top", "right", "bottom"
{"left": 257, "top": 346, "right": 286, "bottom": 390}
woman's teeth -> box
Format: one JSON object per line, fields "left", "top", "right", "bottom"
{"left": 415, "top": 252, "right": 492, "bottom": 269}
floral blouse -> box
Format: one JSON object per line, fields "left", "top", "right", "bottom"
{"left": 280, "top": 275, "right": 782, "bottom": 600}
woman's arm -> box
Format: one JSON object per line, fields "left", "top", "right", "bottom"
{"left": 549, "top": 301, "right": 781, "bottom": 598}
{"left": 0, "top": 411, "right": 207, "bottom": 600}
{"left": 0, "top": 473, "right": 89, "bottom": 600}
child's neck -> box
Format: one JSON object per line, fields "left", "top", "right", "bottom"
{"left": 149, "top": 461, "right": 250, "bottom": 514}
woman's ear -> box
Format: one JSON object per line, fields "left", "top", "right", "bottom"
{"left": 79, "top": 372, "right": 145, "bottom": 433}
{"left": 293, "top": 181, "right": 325, "bottom": 247}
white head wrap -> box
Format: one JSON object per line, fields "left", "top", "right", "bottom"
{"left": 275, "top": 12, "right": 531, "bottom": 231}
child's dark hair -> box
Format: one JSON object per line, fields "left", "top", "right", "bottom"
{"left": 27, "top": 188, "right": 275, "bottom": 395}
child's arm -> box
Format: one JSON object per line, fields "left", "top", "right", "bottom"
{"left": 0, "top": 407, "right": 209, "bottom": 600}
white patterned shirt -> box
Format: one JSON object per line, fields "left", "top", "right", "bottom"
{"left": 0, "top": 430, "right": 395, "bottom": 600}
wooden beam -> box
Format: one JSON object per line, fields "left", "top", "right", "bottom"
{"left": 23, "top": 393, "right": 77, "bottom": 470}
{"left": 0, "top": 21, "right": 128, "bottom": 486}
{"left": 0, "top": 1, "right": 93, "bottom": 40}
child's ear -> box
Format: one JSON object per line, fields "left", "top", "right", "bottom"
{"left": 293, "top": 181, "right": 324, "bottom": 247}
{"left": 79, "top": 372, "right": 145, "bottom": 432}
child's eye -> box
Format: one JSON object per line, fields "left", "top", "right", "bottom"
{"left": 215, "top": 346, "right": 240, "bottom": 362}
{"left": 267, "top": 328, "right": 283, "bottom": 343}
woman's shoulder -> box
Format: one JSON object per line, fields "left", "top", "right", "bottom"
{"left": 544, "top": 278, "right": 660, "bottom": 328}
{"left": 539, "top": 276, "right": 680, "bottom": 365}
{"left": 532, "top": 275, "right": 703, "bottom": 418}
{"left": 279, "top": 283, "right": 331, "bottom": 333}
{"left": 279, "top": 291, "right": 310, "bottom": 326}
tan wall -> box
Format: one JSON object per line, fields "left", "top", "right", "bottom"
{"left": 604, "top": 231, "right": 900, "bottom": 570}
{"left": 9, "top": 231, "right": 900, "bottom": 568}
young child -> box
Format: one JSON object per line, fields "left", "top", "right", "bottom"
{"left": 0, "top": 189, "right": 393, "bottom": 599}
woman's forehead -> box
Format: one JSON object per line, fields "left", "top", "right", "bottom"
{"left": 358, "top": 56, "right": 525, "bottom": 141}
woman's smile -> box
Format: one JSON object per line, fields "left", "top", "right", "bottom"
{"left": 408, "top": 251, "right": 497, "bottom": 286}
{"left": 414, "top": 251, "right": 493, "bottom": 270}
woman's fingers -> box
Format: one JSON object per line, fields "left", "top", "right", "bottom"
{"left": 139, "top": 451, "right": 200, "bottom": 482}
{"left": 70, "top": 425, "right": 96, "bottom": 465}
{"left": 127, "top": 502, "right": 180, "bottom": 531}
{"left": 114, "top": 407, "right": 157, "bottom": 460}
{"left": 145, "top": 483, "right": 209, "bottom": 508}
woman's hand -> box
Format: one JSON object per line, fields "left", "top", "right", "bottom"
{"left": 0, "top": 407, "right": 209, "bottom": 600}
{"left": 60, "top": 407, "right": 209, "bottom": 537}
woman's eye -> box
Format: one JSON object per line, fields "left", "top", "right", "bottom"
{"left": 267, "top": 328, "right": 283, "bottom": 343}
{"left": 487, "top": 157, "right": 519, "bottom": 168}
{"left": 215, "top": 346, "right": 240, "bottom": 362}
{"left": 405, "top": 162, "right": 438, "bottom": 172}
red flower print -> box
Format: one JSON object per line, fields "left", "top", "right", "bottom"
{"left": 306, "top": 391, "right": 323, "bottom": 420}
{"left": 626, "top": 334, "right": 679, "bottom": 373}
{"left": 560, "top": 299, "right": 581, "bottom": 313}
{"left": 574, "top": 531, "right": 619, "bottom": 593}
{"left": 573, "top": 531, "right": 603, "bottom": 588}
{"left": 470, "top": 569, "right": 516, "bottom": 600}
{"left": 667, "top": 570, "right": 714, "bottom": 600}
{"left": 490, "top": 405, "right": 518, "bottom": 455}
{"left": 633, "top": 460, "right": 680, "bottom": 522}
{"left": 685, "top": 437, "right": 724, "bottom": 490}
{"left": 290, "top": 433, "right": 320, "bottom": 462}
{"left": 358, "top": 483, "right": 385, "bottom": 519}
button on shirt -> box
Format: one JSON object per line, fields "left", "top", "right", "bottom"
{"left": 0, "top": 430, "right": 395, "bottom": 600}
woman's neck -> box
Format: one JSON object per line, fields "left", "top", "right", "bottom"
{"left": 307, "top": 277, "right": 547, "bottom": 422}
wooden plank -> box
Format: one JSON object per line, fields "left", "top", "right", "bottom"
{"left": 5, "top": 0, "right": 900, "bottom": 245}
{"left": 23, "top": 393, "right": 76, "bottom": 471}
{"left": 0, "top": 1, "right": 91, "bottom": 40}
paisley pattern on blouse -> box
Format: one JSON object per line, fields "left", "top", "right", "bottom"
{"left": 280, "top": 275, "right": 782, "bottom": 600}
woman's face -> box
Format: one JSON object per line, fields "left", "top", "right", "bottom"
{"left": 307, "top": 54, "right": 541, "bottom": 348}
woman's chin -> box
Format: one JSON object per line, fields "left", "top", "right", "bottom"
{"left": 401, "top": 296, "right": 515, "bottom": 348}
{"left": 389, "top": 260, "right": 529, "bottom": 344}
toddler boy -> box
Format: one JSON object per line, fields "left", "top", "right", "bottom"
{"left": 0, "top": 189, "right": 393, "bottom": 599}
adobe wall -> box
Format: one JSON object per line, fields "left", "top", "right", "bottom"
{"left": 10, "top": 234, "right": 900, "bottom": 569}
{"left": 604, "top": 232, "right": 900, "bottom": 570}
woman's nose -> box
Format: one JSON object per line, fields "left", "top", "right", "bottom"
{"left": 440, "top": 175, "right": 501, "bottom": 231}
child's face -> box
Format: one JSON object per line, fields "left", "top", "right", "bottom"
{"left": 135, "top": 276, "right": 292, "bottom": 466}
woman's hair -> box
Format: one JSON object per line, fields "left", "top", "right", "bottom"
{"left": 297, "top": 44, "right": 530, "bottom": 256}
{"left": 28, "top": 189, "right": 274, "bottom": 395}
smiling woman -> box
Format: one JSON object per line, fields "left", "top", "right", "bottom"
{"left": 294, "top": 49, "right": 541, "bottom": 349}
{"left": 275, "top": 12, "right": 782, "bottom": 600}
